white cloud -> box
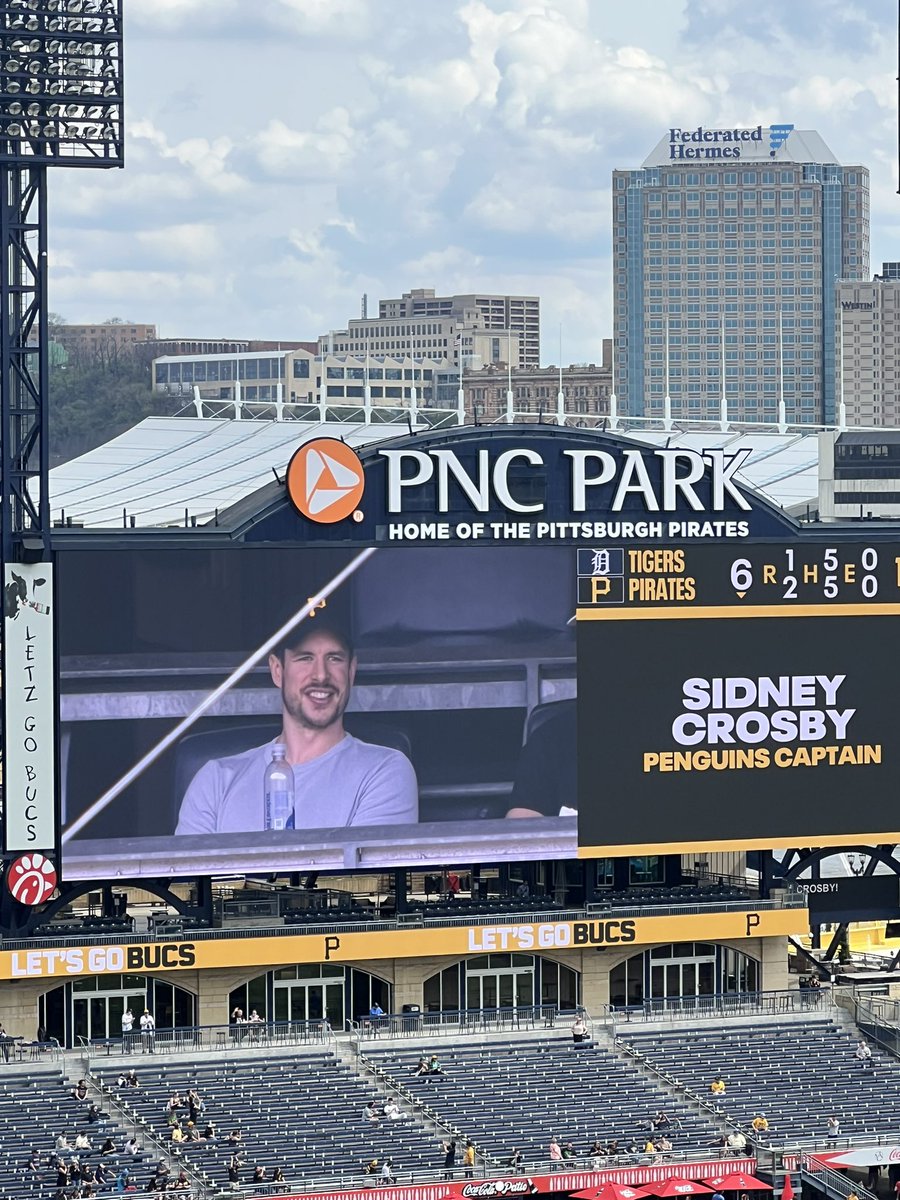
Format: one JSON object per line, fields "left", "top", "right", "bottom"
{"left": 136, "top": 224, "right": 222, "bottom": 264}
{"left": 255, "top": 109, "right": 356, "bottom": 179}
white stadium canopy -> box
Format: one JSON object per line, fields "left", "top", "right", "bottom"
{"left": 48, "top": 416, "right": 822, "bottom": 529}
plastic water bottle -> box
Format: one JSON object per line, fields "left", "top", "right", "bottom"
{"left": 264, "top": 744, "right": 294, "bottom": 830}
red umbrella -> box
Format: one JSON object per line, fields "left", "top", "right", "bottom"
{"left": 648, "top": 1181, "right": 715, "bottom": 1197}
{"left": 570, "top": 1185, "right": 654, "bottom": 1200}
{"left": 780, "top": 1177, "right": 795, "bottom": 1200}
{"left": 707, "top": 1175, "right": 773, "bottom": 1192}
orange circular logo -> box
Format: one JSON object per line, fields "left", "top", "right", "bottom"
{"left": 286, "top": 437, "right": 365, "bottom": 524}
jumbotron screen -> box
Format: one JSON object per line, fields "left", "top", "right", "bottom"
{"left": 56, "top": 539, "right": 900, "bottom": 878}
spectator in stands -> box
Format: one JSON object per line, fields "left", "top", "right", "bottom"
{"left": 727, "top": 1131, "right": 747, "bottom": 1155}
{"left": 203, "top": 1121, "right": 217, "bottom": 1140}
{"left": 364, "top": 1100, "right": 381, "bottom": 1124}
{"left": 383, "top": 1098, "right": 404, "bottom": 1120}
{"left": 827, "top": 1115, "right": 840, "bottom": 1138}
{"left": 606, "top": 1140, "right": 620, "bottom": 1157}
{"left": 463, "top": 1142, "right": 476, "bottom": 1179}
{"left": 428, "top": 1054, "right": 444, "bottom": 1075}
{"left": 651, "top": 1110, "right": 670, "bottom": 1131}
{"left": 856, "top": 1039, "right": 874, "bottom": 1071}
{"left": 231, "top": 1007, "right": 245, "bottom": 1024}
{"left": 114, "top": 1168, "right": 131, "bottom": 1193}
{"left": 507, "top": 1149, "right": 523, "bottom": 1174}
{"left": 548, "top": 1137, "right": 562, "bottom": 1168}
{"left": 71, "top": 1080, "right": 89, "bottom": 1102}
{"left": 123, "top": 1137, "right": 139, "bottom": 1157}
{"left": 562, "top": 1142, "right": 576, "bottom": 1160}
{"left": 381, "top": 1159, "right": 396, "bottom": 1185}
{"left": 121, "top": 1010, "right": 134, "bottom": 1052}
{"left": 252, "top": 1166, "right": 267, "bottom": 1184}
{"left": 272, "top": 1167, "right": 286, "bottom": 1187}
{"left": 174, "top": 1171, "right": 190, "bottom": 1191}
{"left": 186, "top": 1123, "right": 202, "bottom": 1143}
{"left": 87, "top": 1104, "right": 101, "bottom": 1124}
{"left": 867, "top": 1167, "right": 882, "bottom": 1193}
{"left": 175, "top": 623, "right": 419, "bottom": 837}
{"left": 227, "top": 1156, "right": 242, "bottom": 1188}
{"left": 515, "top": 880, "right": 530, "bottom": 900}
{"left": 165, "top": 1094, "right": 183, "bottom": 1126}
{"left": 414, "top": 1056, "right": 429, "bottom": 1076}
{"left": 643, "top": 1137, "right": 656, "bottom": 1154}
{"left": 55, "top": 1135, "right": 71, "bottom": 1153}
{"left": 369, "top": 1001, "right": 386, "bottom": 1036}
{"left": 751, "top": 1115, "right": 769, "bottom": 1138}
{"left": 139, "top": 1010, "right": 155, "bottom": 1054}
{"left": 658, "top": 1135, "right": 673, "bottom": 1153}
{"left": 572, "top": 1015, "right": 588, "bottom": 1045}
{"left": 125, "top": 1070, "right": 139, "bottom": 1088}
{"left": 187, "top": 1088, "right": 203, "bottom": 1123}
{"left": 363, "top": 1159, "right": 379, "bottom": 1177}
{"left": 170, "top": 1125, "right": 184, "bottom": 1146}
{"left": 710, "top": 1075, "right": 726, "bottom": 1095}
{"left": 100, "top": 1139, "right": 115, "bottom": 1157}
{"left": 74, "top": 1133, "right": 92, "bottom": 1153}
{"left": 55, "top": 1161, "right": 70, "bottom": 1190}
{"left": 441, "top": 1140, "right": 457, "bottom": 1179}
{"left": 226, "top": 1130, "right": 244, "bottom": 1147}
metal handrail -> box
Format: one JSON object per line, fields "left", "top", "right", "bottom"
{"left": 801, "top": 1154, "right": 879, "bottom": 1200}
{"left": 76, "top": 1019, "right": 334, "bottom": 1061}
{"left": 214, "top": 1147, "right": 756, "bottom": 1199}
{"left": 611, "top": 986, "right": 832, "bottom": 1027}
{"left": 347, "top": 1003, "right": 581, "bottom": 1042}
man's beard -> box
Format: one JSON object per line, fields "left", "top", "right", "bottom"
{"left": 282, "top": 684, "right": 347, "bottom": 731}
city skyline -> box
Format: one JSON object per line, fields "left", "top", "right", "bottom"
{"left": 48, "top": 0, "right": 899, "bottom": 365}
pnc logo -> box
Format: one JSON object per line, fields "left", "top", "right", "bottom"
{"left": 287, "top": 437, "right": 365, "bottom": 523}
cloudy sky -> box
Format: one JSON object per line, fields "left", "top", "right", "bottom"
{"left": 50, "top": 0, "right": 899, "bottom": 364}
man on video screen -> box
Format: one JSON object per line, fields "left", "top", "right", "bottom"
{"left": 175, "top": 622, "right": 418, "bottom": 834}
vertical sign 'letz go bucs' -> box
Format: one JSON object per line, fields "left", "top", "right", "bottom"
{"left": 3, "top": 563, "right": 56, "bottom": 853}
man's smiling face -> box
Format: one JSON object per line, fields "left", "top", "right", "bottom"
{"left": 270, "top": 627, "right": 356, "bottom": 732}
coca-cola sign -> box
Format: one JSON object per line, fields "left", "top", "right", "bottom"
{"left": 460, "top": 1182, "right": 538, "bottom": 1198}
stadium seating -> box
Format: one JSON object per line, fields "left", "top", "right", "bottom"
{"left": 103, "top": 1049, "right": 443, "bottom": 1186}
{"left": 367, "top": 1034, "right": 719, "bottom": 1162}
{"left": 622, "top": 1017, "right": 900, "bottom": 1142}
{"left": 0, "top": 1065, "right": 151, "bottom": 1199}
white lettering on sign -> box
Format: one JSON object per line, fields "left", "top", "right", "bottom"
{"left": 380, "top": 447, "right": 754, "bottom": 516}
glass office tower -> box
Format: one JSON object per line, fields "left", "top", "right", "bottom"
{"left": 612, "top": 126, "right": 869, "bottom": 423}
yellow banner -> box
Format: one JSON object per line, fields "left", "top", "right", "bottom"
{"left": 0, "top": 908, "right": 804, "bottom": 980}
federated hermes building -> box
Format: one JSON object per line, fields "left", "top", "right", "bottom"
{"left": 613, "top": 125, "right": 869, "bottom": 423}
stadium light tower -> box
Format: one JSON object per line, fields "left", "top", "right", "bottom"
{"left": 0, "top": 0, "right": 123, "bottom": 925}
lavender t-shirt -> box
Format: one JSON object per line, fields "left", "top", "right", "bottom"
{"left": 174, "top": 735, "right": 418, "bottom": 835}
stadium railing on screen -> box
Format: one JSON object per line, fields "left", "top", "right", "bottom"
{"left": 77, "top": 1019, "right": 334, "bottom": 1060}
{"left": 15, "top": 895, "right": 806, "bottom": 952}
{"left": 610, "top": 986, "right": 832, "bottom": 1025}
{"left": 348, "top": 1003, "right": 582, "bottom": 1042}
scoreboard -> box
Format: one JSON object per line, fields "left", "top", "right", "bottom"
{"left": 575, "top": 540, "right": 900, "bottom": 858}
{"left": 576, "top": 542, "right": 900, "bottom": 613}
